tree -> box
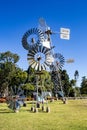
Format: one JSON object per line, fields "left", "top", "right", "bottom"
{"left": 0, "top": 51, "right": 27, "bottom": 96}
{"left": 0, "top": 61, "right": 17, "bottom": 95}
{"left": 43, "top": 71, "right": 53, "bottom": 91}
{"left": 61, "top": 70, "right": 70, "bottom": 97}
{"left": 0, "top": 51, "right": 19, "bottom": 63}
{"left": 35, "top": 70, "right": 53, "bottom": 94}
{"left": 26, "top": 66, "right": 36, "bottom": 84}
{"left": 10, "top": 68, "right": 27, "bottom": 94}
{"left": 26, "top": 67, "right": 53, "bottom": 93}
{"left": 68, "top": 79, "right": 76, "bottom": 97}
{"left": 80, "top": 76, "right": 87, "bottom": 95}
{"left": 74, "top": 70, "right": 79, "bottom": 97}
{"left": 22, "top": 83, "right": 34, "bottom": 96}
{"left": 74, "top": 70, "right": 79, "bottom": 81}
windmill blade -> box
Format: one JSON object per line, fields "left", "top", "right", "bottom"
{"left": 39, "top": 63, "right": 42, "bottom": 71}
{"left": 34, "top": 62, "right": 39, "bottom": 70}
{"left": 45, "top": 55, "right": 54, "bottom": 65}
{"left": 31, "top": 61, "right": 37, "bottom": 69}
{"left": 22, "top": 28, "right": 44, "bottom": 51}
{"left": 38, "top": 17, "right": 50, "bottom": 33}
{"left": 50, "top": 53, "right": 65, "bottom": 71}
{"left": 39, "top": 17, "right": 47, "bottom": 27}
{"left": 66, "top": 58, "right": 74, "bottom": 63}
{"left": 28, "top": 60, "right": 35, "bottom": 66}
{"left": 27, "top": 44, "right": 52, "bottom": 71}
{"left": 41, "top": 63, "right": 46, "bottom": 70}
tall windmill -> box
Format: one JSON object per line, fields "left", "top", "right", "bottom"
{"left": 22, "top": 18, "right": 71, "bottom": 111}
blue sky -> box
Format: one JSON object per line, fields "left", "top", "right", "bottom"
{"left": 0, "top": 0, "right": 87, "bottom": 86}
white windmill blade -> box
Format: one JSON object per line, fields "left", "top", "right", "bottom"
{"left": 41, "top": 63, "right": 46, "bottom": 70}
{"left": 28, "top": 60, "right": 35, "bottom": 66}
{"left": 39, "top": 63, "right": 42, "bottom": 71}
{"left": 31, "top": 62, "right": 37, "bottom": 69}
{"left": 46, "top": 55, "right": 54, "bottom": 64}
{"left": 35, "top": 62, "right": 39, "bottom": 70}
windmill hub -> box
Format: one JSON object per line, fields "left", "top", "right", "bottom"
{"left": 37, "top": 55, "right": 41, "bottom": 61}
{"left": 35, "top": 52, "right": 45, "bottom": 62}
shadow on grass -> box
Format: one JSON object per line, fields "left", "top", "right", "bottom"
{"left": 26, "top": 107, "right": 49, "bottom": 114}
{"left": 0, "top": 108, "right": 14, "bottom": 113}
{"left": 0, "top": 111, "right": 14, "bottom": 113}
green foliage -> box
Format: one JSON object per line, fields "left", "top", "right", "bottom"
{"left": 26, "top": 69, "right": 53, "bottom": 92}
{"left": 1, "top": 51, "right": 86, "bottom": 97}
{"left": 68, "top": 79, "right": 76, "bottom": 97}
{"left": 0, "top": 62, "right": 16, "bottom": 94}
{"left": 0, "top": 51, "right": 27, "bottom": 96}
{"left": 0, "top": 51, "right": 19, "bottom": 63}
{"left": 26, "top": 66, "right": 36, "bottom": 84}
{"left": 61, "top": 70, "right": 70, "bottom": 96}
{"left": 37, "top": 71, "right": 53, "bottom": 91}
{"left": 80, "top": 76, "right": 87, "bottom": 94}
{"left": 22, "top": 83, "right": 34, "bottom": 91}
{"left": 11, "top": 68, "right": 27, "bottom": 86}
{"left": 22, "top": 83, "right": 34, "bottom": 96}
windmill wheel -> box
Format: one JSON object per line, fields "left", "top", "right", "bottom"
{"left": 50, "top": 53, "right": 65, "bottom": 71}
{"left": 22, "top": 28, "right": 44, "bottom": 50}
{"left": 27, "top": 45, "right": 53, "bottom": 71}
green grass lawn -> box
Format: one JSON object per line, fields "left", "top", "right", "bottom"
{"left": 0, "top": 99, "right": 87, "bottom": 130}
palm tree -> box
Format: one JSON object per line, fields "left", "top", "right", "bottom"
{"left": 74, "top": 70, "right": 79, "bottom": 81}
{"left": 74, "top": 70, "right": 79, "bottom": 97}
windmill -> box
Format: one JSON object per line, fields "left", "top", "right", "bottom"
{"left": 22, "top": 18, "right": 71, "bottom": 111}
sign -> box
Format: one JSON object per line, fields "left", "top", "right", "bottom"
{"left": 60, "top": 28, "right": 70, "bottom": 40}
{"left": 60, "top": 33, "right": 70, "bottom": 40}
{"left": 60, "top": 28, "right": 70, "bottom": 34}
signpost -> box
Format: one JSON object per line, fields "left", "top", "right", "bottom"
{"left": 60, "top": 28, "right": 70, "bottom": 40}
